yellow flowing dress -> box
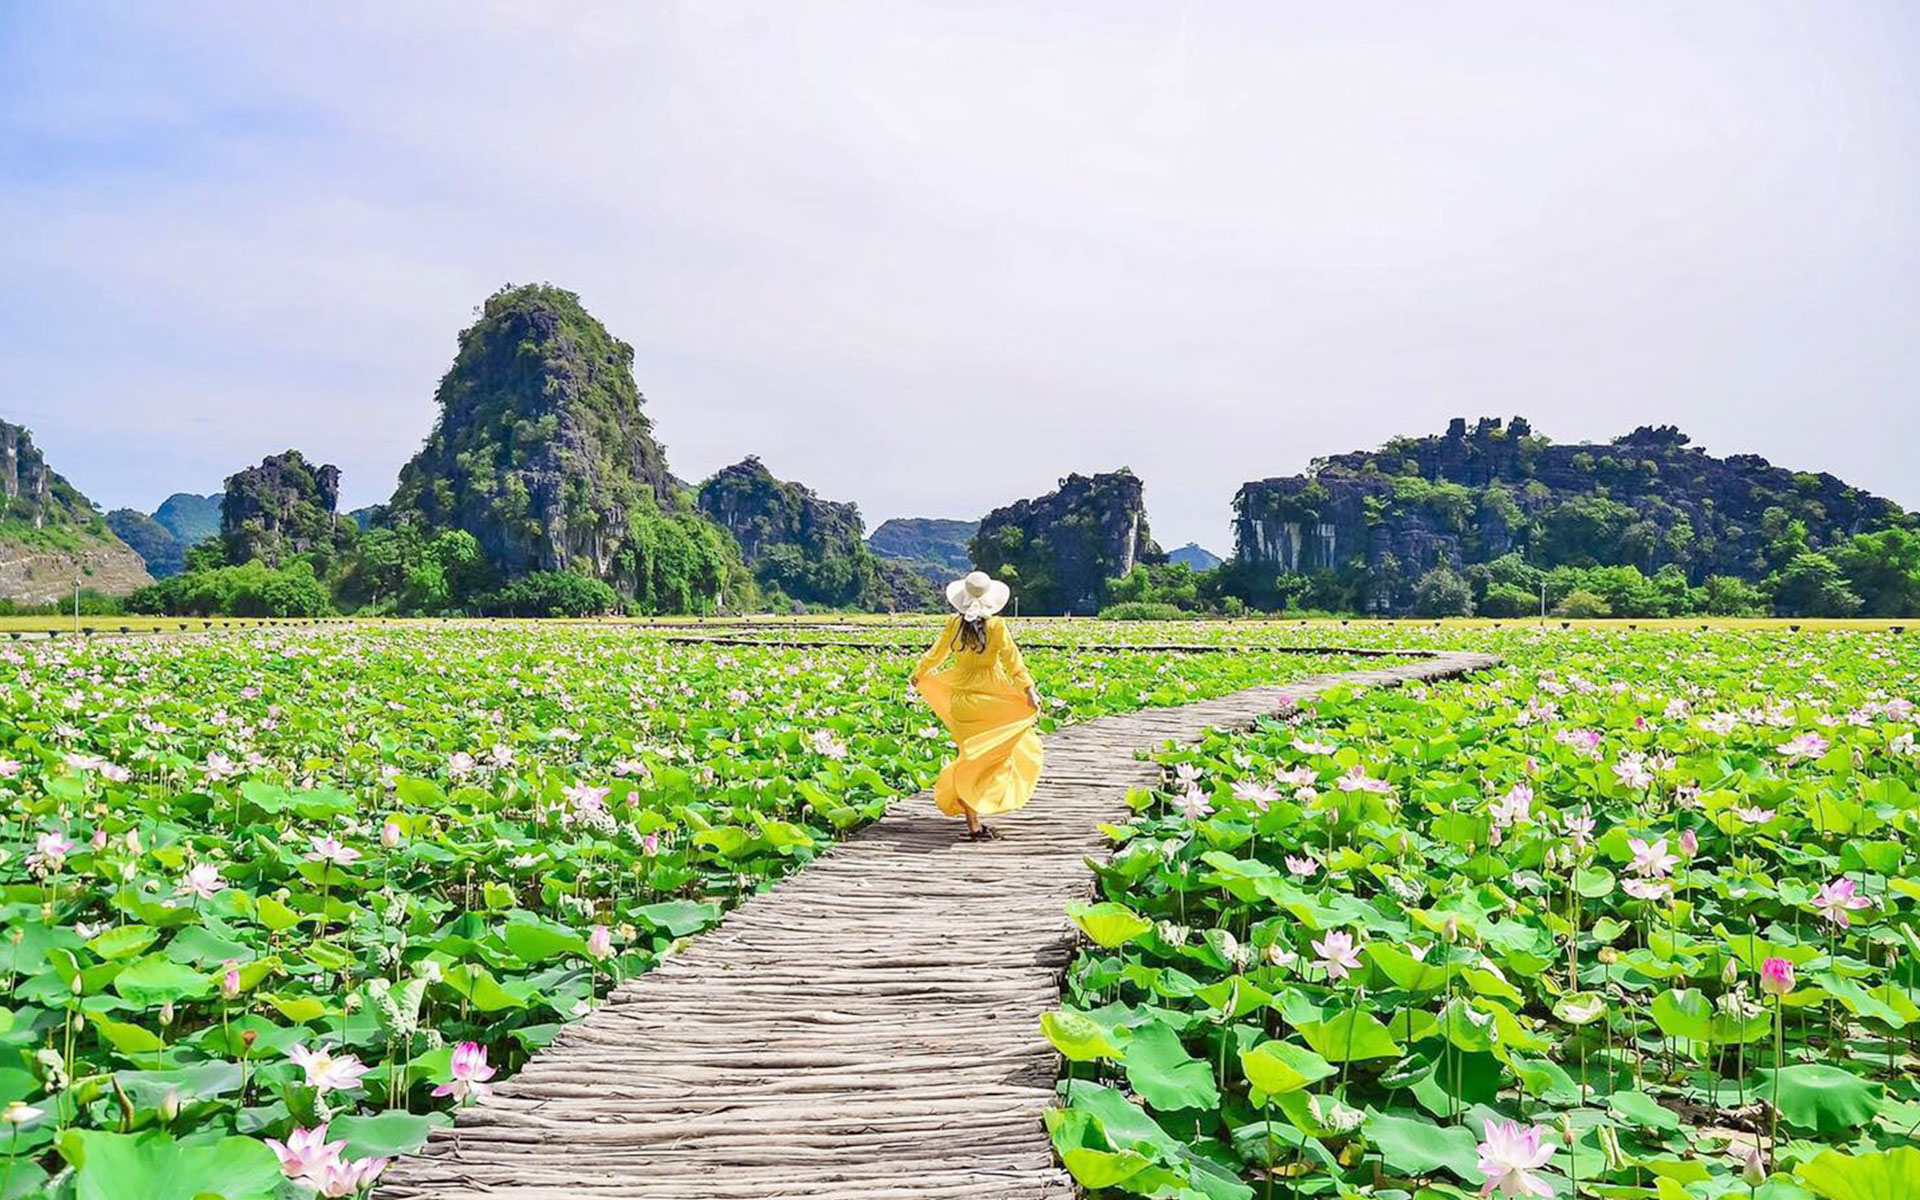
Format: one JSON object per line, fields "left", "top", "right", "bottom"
{"left": 912, "top": 615, "right": 1045, "bottom": 817}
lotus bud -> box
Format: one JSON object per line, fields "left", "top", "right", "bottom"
{"left": 160, "top": 1089, "right": 179, "bottom": 1121}
{"left": 1741, "top": 1145, "right": 1767, "bottom": 1185}
{"left": 159, "top": 1001, "right": 174, "bottom": 1026}
{"left": 1679, "top": 829, "right": 1698, "bottom": 857}
{"left": 242, "top": 1030, "right": 257, "bottom": 1051}
{"left": 126, "top": 830, "right": 141, "bottom": 854}
{"left": 1759, "top": 957, "right": 1794, "bottom": 996}
{"left": 71, "top": 974, "right": 84, "bottom": 995}
{"left": 1441, "top": 916, "right": 1461, "bottom": 944}
{"left": 90, "top": 828, "right": 107, "bottom": 850}
{"left": 381, "top": 820, "right": 403, "bottom": 849}
{"left": 221, "top": 960, "right": 241, "bottom": 1000}
{"left": 1721, "top": 957, "right": 1739, "bottom": 985}
{"left": 588, "top": 924, "right": 613, "bottom": 961}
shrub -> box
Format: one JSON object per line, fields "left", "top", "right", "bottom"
{"left": 1410, "top": 567, "right": 1474, "bottom": 617}
{"left": 1554, "top": 589, "right": 1612, "bottom": 618}
{"left": 476, "top": 572, "right": 624, "bottom": 617}
{"left": 1098, "top": 601, "right": 1189, "bottom": 621}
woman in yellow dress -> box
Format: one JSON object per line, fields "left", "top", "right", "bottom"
{"left": 911, "top": 571, "right": 1045, "bottom": 840}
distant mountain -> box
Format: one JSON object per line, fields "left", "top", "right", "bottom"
{"left": 220, "top": 450, "right": 350, "bottom": 567}
{"left": 1168, "top": 542, "right": 1222, "bottom": 570}
{"left": 698, "top": 457, "right": 936, "bottom": 611}
{"left": 867, "top": 518, "right": 977, "bottom": 575}
{"left": 972, "top": 469, "right": 1161, "bottom": 615}
{"left": 0, "top": 419, "right": 153, "bottom": 602}
{"left": 152, "top": 492, "right": 221, "bottom": 546}
{"left": 347, "top": 505, "right": 380, "bottom": 531}
{"left": 385, "top": 283, "right": 743, "bottom": 612}
{"left": 1233, "top": 416, "right": 1910, "bottom": 612}
{"left": 107, "top": 509, "right": 185, "bottom": 577}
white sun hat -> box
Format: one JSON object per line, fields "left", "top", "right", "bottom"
{"left": 946, "top": 570, "right": 1011, "bottom": 619}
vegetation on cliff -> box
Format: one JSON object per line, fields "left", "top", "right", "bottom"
{"left": 152, "top": 491, "right": 222, "bottom": 546}
{"left": 219, "top": 450, "right": 351, "bottom": 568}
{"left": 698, "top": 456, "right": 934, "bottom": 611}
{"left": 1227, "top": 417, "right": 1916, "bottom": 616}
{"left": 0, "top": 420, "right": 154, "bottom": 602}
{"left": 971, "top": 469, "right": 1162, "bottom": 615}
{"left": 385, "top": 283, "right": 744, "bottom": 613}
{"left": 105, "top": 509, "right": 185, "bottom": 577}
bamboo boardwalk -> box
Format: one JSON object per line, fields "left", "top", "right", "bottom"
{"left": 379, "top": 650, "right": 1496, "bottom": 1200}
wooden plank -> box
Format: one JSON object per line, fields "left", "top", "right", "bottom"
{"left": 378, "top": 652, "right": 1496, "bottom": 1199}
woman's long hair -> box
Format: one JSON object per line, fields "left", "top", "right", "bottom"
{"left": 956, "top": 615, "right": 989, "bottom": 653}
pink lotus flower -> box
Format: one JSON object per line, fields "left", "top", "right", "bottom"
{"left": 1779, "top": 732, "right": 1830, "bottom": 762}
{"left": 1563, "top": 810, "right": 1596, "bottom": 849}
{"left": 1628, "top": 838, "right": 1678, "bottom": 878}
{"left": 1311, "top": 929, "right": 1363, "bottom": 981}
{"left": 1677, "top": 829, "right": 1698, "bottom": 857}
{"left": 221, "top": 959, "right": 242, "bottom": 1000}
{"left": 1174, "top": 787, "right": 1214, "bottom": 821}
{"left": 313, "top": 1154, "right": 391, "bottom": 1197}
{"left": 432, "top": 1040, "right": 496, "bottom": 1105}
{"left": 176, "top": 863, "right": 226, "bottom": 900}
{"left": 1759, "top": 957, "right": 1795, "bottom": 996}
{"left": 1292, "top": 738, "right": 1337, "bottom": 756}
{"left": 1335, "top": 765, "right": 1393, "bottom": 795}
{"left": 1623, "top": 877, "right": 1670, "bottom": 901}
{"left": 287, "top": 1043, "right": 372, "bottom": 1094}
{"left": 1489, "top": 784, "right": 1532, "bottom": 829}
{"left": 29, "top": 830, "right": 76, "bottom": 871}
{"left": 1232, "top": 780, "right": 1281, "bottom": 812}
{"left": 1555, "top": 728, "right": 1603, "bottom": 757}
{"left": 563, "top": 782, "right": 611, "bottom": 814}
{"left": 447, "top": 751, "right": 476, "bottom": 778}
{"left": 1285, "top": 855, "right": 1319, "bottom": 879}
{"left": 1475, "top": 1118, "right": 1555, "bottom": 1197}
{"left": 305, "top": 835, "right": 362, "bottom": 868}
{"left": 1733, "top": 804, "right": 1776, "bottom": 826}
{"left": 588, "top": 924, "right": 613, "bottom": 961}
{"left": 1611, "top": 755, "right": 1653, "bottom": 790}
{"left": 265, "top": 1124, "right": 347, "bottom": 1181}
{"left": 640, "top": 832, "right": 660, "bottom": 856}
{"left": 1812, "top": 878, "right": 1873, "bottom": 928}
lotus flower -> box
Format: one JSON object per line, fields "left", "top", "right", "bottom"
{"left": 1563, "top": 810, "right": 1596, "bottom": 849}
{"left": 287, "top": 1044, "right": 371, "bottom": 1094}
{"left": 1232, "top": 780, "right": 1280, "bottom": 812}
{"left": 1628, "top": 838, "right": 1678, "bottom": 878}
{"left": 176, "top": 863, "right": 226, "bottom": 900}
{"left": 1759, "top": 957, "right": 1795, "bottom": 996}
{"left": 1475, "top": 1118, "right": 1555, "bottom": 1197}
{"left": 1489, "top": 784, "right": 1532, "bottom": 829}
{"left": 265, "top": 1124, "right": 348, "bottom": 1179}
{"left": 433, "top": 1040, "right": 496, "bottom": 1104}
{"left": 1285, "top": 855, "right": 1319, "bottom": 879}
{"left": 29, "top": 830, "right": 76, "bottom": 871}
{"left": 221, "top": 959, "right": 242, "bottom": 1000}
{"left": 588, "top": 924, "right": 613, "bottom": 960}
{"left": 305, "top": 835, "right": 362, "bottom": 868}
{"left": 1311, "top": 929, "right": 1363, "bottom": 981}
{"left": 1778, "top": 732, "right": 1830, "bottom": 761}
{"left": 1174, "top": 787, "right": 1213, "bottom": 821}
{"left": 1812, "top": 878, "right": 1872, "bottom": 928}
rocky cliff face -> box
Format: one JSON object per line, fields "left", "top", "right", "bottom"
{"left": 698, "top": 457, "right": 935, "bottom": 611}
{"left": 972, "top": 469, "right": 1162, "bottom": 615}
{"left": 1234, "top": 417, "right": 1908, "bottom": 611}
{"left": 386, "top": 284, "right": 738, "bottom": 613}
{"left": 221, "top": 450, "right": 346, "bottom": 566}
{"left": 0, "top": 421, "right": 153, "bottom": 601}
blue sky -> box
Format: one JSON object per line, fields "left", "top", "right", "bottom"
{"left": 3, "top": 1, "right": 1917, "bottom": 553}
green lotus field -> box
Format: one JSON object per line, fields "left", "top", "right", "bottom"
{"left": 0, "top": 622, "right": 1375, "bottom": 1198}
{"left": 1049, "top": 626, "right": 1920, "bottom": 1200}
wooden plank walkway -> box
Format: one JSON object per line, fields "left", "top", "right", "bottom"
{"left": 379, "top": 651, "right": 1497, "bottom": 1200}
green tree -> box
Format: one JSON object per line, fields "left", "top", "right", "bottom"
{"left": 1832, "top": 528, "right": 1920, "bottom": 616}
{"left": 1410, "top": 567, "right": 1474, "bottom": 617}
{"left": 1770, "top": 552, "right": 1862, "bottom": 617}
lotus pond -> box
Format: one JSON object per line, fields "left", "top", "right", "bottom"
{"left": 1048, "top": 627, "right": 1920, "bottom": 1200}
{"left": 0, "top": 622, "right": 1376, "bottom": 1199}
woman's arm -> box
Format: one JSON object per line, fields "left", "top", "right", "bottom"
{"left": 912, "top": 617, "right": 959, "bottom": 682}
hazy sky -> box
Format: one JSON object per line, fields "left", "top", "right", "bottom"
{"left": 3, "top": 2, "right": 1916, "bottom": 553}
